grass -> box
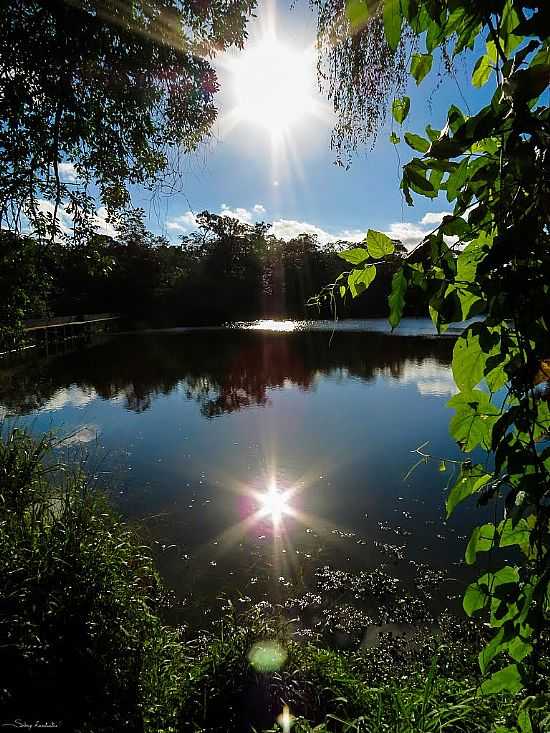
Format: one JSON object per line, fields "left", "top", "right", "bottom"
{"left": 0, "top": 427, "right": 541, "bottom": 732}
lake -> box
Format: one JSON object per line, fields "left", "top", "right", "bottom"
{"left": 0, "top": 319, "right": 480, "bottom": 640}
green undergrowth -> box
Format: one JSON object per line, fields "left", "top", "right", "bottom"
{"left": 0, "top": 428, "right": 539, "bottom": 732}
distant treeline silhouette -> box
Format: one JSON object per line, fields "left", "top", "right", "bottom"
{"left": 1, "top": 209, "right": 428, "bottom": 344}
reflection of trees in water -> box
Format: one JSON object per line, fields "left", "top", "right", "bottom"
{"left": 0, "top": 331, "right": 453, "bottom": 418}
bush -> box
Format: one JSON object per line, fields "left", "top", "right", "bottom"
{"left": 0, "top": 428, "right": 182, "bottom": 732}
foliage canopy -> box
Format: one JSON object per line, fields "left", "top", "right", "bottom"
{"left": 0, "top": 0, "right": 255, "bottom": 239}
{"left": 322, "top": 0, "right": 549, "bottom": 728}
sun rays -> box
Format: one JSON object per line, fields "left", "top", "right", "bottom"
{"left": 214, "top": 2, "right": 333, "bottom": 181}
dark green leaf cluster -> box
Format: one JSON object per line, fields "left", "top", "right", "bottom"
{"left": 333, "top": 1, "right": 549, "bottom": 726}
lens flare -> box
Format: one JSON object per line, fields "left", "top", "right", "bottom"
{"left": 258, "top": 483, "right": 291, "bottom": 522}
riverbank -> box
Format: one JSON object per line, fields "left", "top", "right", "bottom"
{"left": 0, "top": 428, "right": 529, "bottom": 732}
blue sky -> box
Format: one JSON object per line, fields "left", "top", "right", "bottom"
{"left": 90, "top": 0, "right": 492, "bottom": 249}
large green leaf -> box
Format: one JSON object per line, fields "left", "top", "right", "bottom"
{"left": 383, "top": 0, "right": 402, "bottom": 51}
{"left": 480, "top": 664, "right": 524, "bottom": 694}
{"left": 404, "top": 132, "right": 430, "bottom": 153}
{"left": 448, "top": 389, "right": 499, "bottom": 451}
{"left": 345, "top": 0, "right": 369, "bottom": 31}
{"left": 366, "top": 229, "right": 394, "bottom": 258}
{"left": 446, "top": 466, "right": 491, "bottom": 517}
{"left": 347, "top": 265, "right": 377, "bottom": 297}
{"left": 472, "top": 54, "right": 492, "bottom": 87}
{"left": 410, "top": 53, "right": 433, "bottom": 84}
{"left": 464, "top": 581, "right": 488, "bottom": 616}
{"left": 388, "top": 268, "right": 407, "bottom": 329}
{"left": 478, "top": 627, "right": 506, "bottom": 674}
{"left": 498, "top": 518, "right": 531, "bottom": 550}
{"left": 338, "top": 247, "right": 370, "bottom": 265}
{"left": 452, "top": 330, "right": 487, "bottom": 390}
{"left": 465, "top": 523, "right": 496, "bottom": 564}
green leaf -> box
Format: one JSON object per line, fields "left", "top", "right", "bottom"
{"left": 389, "top": 131, "right": 400, "bottom": 144}
{"left": 404, "top": 161, "right": 436, "bottom": 197}
{"left": 446, "top": 158, "right": 469, "bottom": 202}
{"left": 345, "top": 0, "right": 370, "bottom": 31}
{"left": 410, "top": 53, "right": 433, "bottom": 84}
{"left": 392, "top": 96, "right": 410, "bottom": 124}
{"left": 478, "top": 627, "right": 506, "bottom": 674}
{"left": 366, "top": 229, "right": 394, "bottom": 259}
{"left": 404, "top": 132, "right": 430, "bottom": 153}
{"left": 518, "top": 709, "right": 533, "bottom": 733}
{"left": 388, "top": 268, "right": 407, "bottom": 329}
{"left": 452, "top": 331, "right": 487, "bottom": 390}
{"left": 464, "top": 582, "right": 488, "bottom": 616}
{"left": 508, "top": 635, "right": 532, "bottom": 663}
{"left": 383, "top": 0, "right": 402, "bottom": 51}
{"left": 338, "top": 247, "right": 370, "bottom": 265}
{"left": 472, "top": 54, "right": 492, "bottom": 87}
{"left": 446, "top": 467, "right": 491, "bottom": 517}
{"left": 348, "top": 265, "right": 377, "bottom": 297}
{"left": 481, "top": 664, "right": 523, "bottom": 695}
{"left": 498, "top": 518, "right": 530, "bottom": 550}
{"left": 465, "top": 523, "right": 496, "bottom": 564}
{"left": 448, "top": 389, "right": 499, "bottom": 452}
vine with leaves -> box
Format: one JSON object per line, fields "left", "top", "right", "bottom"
{"left": 316, "top": 1, "right": 549, "bottom": 729}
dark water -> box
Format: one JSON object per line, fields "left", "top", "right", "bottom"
{"left": 0, "top": 320, "right": 479, "bottom": 633}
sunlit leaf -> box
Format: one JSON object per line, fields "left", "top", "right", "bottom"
{"left": 392, "top": 96, "right": 410, "bottom": 124}
{"left": 345, "top": 0, "right": 370, "bottom": 31}
{"left": 388, "top": 267, "right": 407, "bottom": 329}
{"left": 366, "top": 229, "right": 394, "bottom": 258}
{"left": 465, "top": 523, "right": 496, "bottom": 564}
{"left": 383, "top": 0, "right": 402, "bottom": 51}
{"left": 410, "top": 53, "right": 433, "bottom": 84}
{"left": 404, "top": 132, "right": 430, "bottom": 153}
{"left": 348, "top": 265, "right": 377, "bottom": 297}
{"left": 338, "top": 247, "right": 370, "bottom": 265}
{"left": 472, "top": 54, "right": 492, "bottom": 87}
{"left": 481, "top": 664, "right": 524, "bottom": 694}
{"left": 446, "top": 466, "right": 491, "bottom": 517}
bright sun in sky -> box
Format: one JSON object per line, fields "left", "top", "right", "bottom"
{"left": 219, "top": 34, "right": 326, "bottom": 141}
{"left": 233, "top": 38, "right": 315, "bottom": 135}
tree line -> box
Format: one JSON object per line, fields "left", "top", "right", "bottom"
{"left": 1, "top": 208, "right": 425, "bottom": 345}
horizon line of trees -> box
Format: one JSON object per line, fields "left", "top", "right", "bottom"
{"left": 1, "top": 208, "right": 429, "bottom": 347}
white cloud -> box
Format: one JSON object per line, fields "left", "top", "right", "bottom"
{"left": 220, "top": 204, "right": 254, "bottom": 223}
{"left": 166, "top": 203, "right": 267, "bottom": 234}
{"left": 164, "top": 205, "right": 452, "bottom": 250}
{"left": 57, "top": 162, "right": 78, "bottom": 182}
{"left": 166, "top": 211, "right": 198, "bottom": 232}
{"left": 421, "top": 211, "right": 449, "bottom": 226}
{"left": 35, "top": 200, "right": 117, "bottom": 239}
{"left": 94, "top": 206, "right": 117, "bottom": 238}
{"left": 270, "top": 219, "right": 334, "bottom": 244}
{"left": 384, "top": 221, "right": 430, "bottom": 250}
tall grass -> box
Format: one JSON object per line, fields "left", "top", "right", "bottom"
{"left": 0, "top": 428, "right": 183, "bottom": 731}
{"left": 0, "top": 428, "right": 524, "bottom": 732}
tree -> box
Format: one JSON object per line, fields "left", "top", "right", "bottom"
{"left": 0, "top": 0, "right": 255, "bottom": 239}
{"left": 316, "top": 1, "right": 549, "bottom": 728}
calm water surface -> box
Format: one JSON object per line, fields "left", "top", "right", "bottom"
{"left": 1, "top": 319, "right": 479, "bottom": 629}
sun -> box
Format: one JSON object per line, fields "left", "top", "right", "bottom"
{"left": 224, "top": 36, "right": 318, "bottom": 138}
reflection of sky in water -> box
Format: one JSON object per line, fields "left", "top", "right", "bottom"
{"left": 1, "top": 324, "right": 480, "bottom": 607}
